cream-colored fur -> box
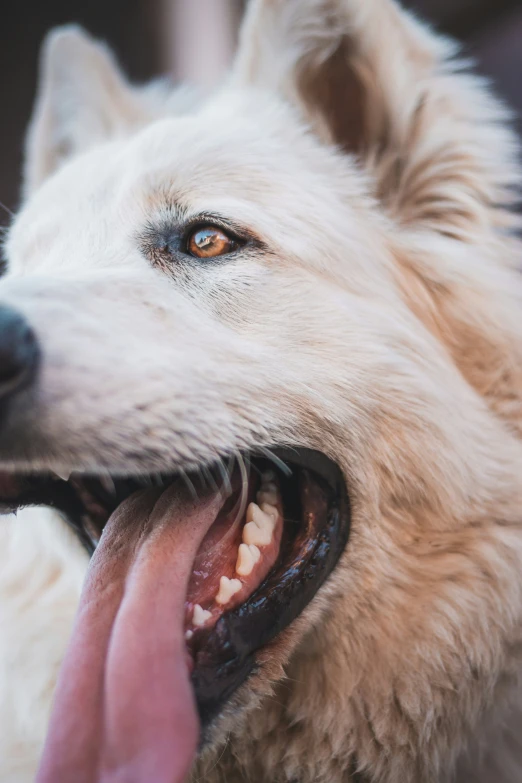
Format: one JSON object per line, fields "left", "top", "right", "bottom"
{"left": 1, "top": 1, "right": 522, "bottom": 781}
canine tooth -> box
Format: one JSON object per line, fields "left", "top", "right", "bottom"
{"left": 243, "top": 503, "right": 275, "bottom": 547}
{"left": 215, "top": 576, "right": 242, "bottom": 605}
{"left": 185, "top": 630, "right": 193, "bottom": 641}
{"left": 192, "top": 604, "right": 212, "bottom": 627}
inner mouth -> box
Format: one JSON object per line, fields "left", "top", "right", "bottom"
{"left": 0, "top": 448, "right": 350, "bottom": 735}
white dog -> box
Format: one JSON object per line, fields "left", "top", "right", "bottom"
{"left": 1, "top": 1, "right": 522, "bottom": 781}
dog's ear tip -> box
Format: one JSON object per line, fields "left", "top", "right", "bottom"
{"left": 42, "top": 24, "right": 92, "bottom": 58}
{"left": 39, "top": 25, "right": 108, "bottom": 81}
{"left": 24, "top": 25, "right": 125, "bottom": 196}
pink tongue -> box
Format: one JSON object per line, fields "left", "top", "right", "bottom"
{"left": 36, "top": 482, "right": 224, "bottom": 783}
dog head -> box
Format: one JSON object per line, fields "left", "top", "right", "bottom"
{"left": 2, "top": 1, "right": 522, "bottom": 781}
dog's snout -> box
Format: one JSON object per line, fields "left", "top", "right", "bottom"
{"left": 0, "top": 305, "right": 39, "bottom": 401}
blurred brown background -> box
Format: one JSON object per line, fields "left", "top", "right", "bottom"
{"left": 0, "top": 0, "right": 521, "bottom": 227}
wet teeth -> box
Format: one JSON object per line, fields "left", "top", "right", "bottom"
{"left": 192, "top": 604, "right": 212, "bottom": 627}
{"left": 243, "top": 502, "right": 276, "bottom": 547}
{"left": 236, "top": 543, "right": 261, "bottom": 577}
{"left": 216, "top": 576, "right": 242, "bottom": 605}
{"left": 185, "top": 630, "right": 194, "bottom": 641}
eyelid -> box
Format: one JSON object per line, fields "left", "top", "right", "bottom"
{"left": 181, "top": 218, "right": 246, "bottom": 249}
{"left": 140, "top": 213, "right": 267, "bottom": 265}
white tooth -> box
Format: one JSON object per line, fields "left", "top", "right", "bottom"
{"left": 243, "top": 503, "right": 275, "bottom": 547}
{"left": 249, "top": 544, "right": 261, "bottom": 563}
{"left": 246, "top": 501, "right": 275, "bottom": 526}
{"left": 236, "top": 544, "right": 253, "bottom": 577}
{"left": 192, "top": 604, "right": 212, "bottom": 627}
{"left": 243, "top": 521, "right": 272, "bottom": 546}
{"left": 215, "top": 576, "right": 242, "bottom": 605}
{"left": 236, "top": 543, "right": 259, "bottom": 577}
{"left": 185, "top": 630, "right": 194, "bottom": 641}
{"left": 54, "top": 469, "right": 71, "bottom": 482}
{"left": 260, "top": 502, "right": 279, "bottom": 522}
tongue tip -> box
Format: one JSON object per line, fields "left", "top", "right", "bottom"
{"left": 36, "top": 637, "right": 201, "bottom": 783}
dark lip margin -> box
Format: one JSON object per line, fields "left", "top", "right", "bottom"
{"left": 191, "top": 447, "right": 351, "bottom": 736}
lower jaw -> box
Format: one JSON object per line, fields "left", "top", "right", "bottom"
{"left": 0, "top": 447, "right": 351, "bottom": 731}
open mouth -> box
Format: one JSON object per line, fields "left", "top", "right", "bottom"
{"left": 0, "top": 448, "right": 350, "bottom": 780}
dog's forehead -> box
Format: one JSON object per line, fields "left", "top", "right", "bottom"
{"left": 49, "top": 91, "right": 325, "bottom": 204}
{"left": 116, "top": 90, "right": 346, "bottom": 215}
{"left": 7, "top": 89, "right": 371, "bottom": 278}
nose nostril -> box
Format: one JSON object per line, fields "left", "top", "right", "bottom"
{"left": 0, "top": 306, "right": 39, "bottom": 400}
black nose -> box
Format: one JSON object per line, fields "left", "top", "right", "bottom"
{"left": 0, "top": 305, "right": 39, "bottom": 401}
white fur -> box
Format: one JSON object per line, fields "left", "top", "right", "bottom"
{"left": 1, "top": 1, "right": 522, "bottom": 781}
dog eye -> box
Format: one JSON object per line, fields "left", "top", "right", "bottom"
{"left": 186, "top": 226, "right": 239, "bottom": 259}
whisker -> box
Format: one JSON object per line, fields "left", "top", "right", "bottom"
{"left": 180, "top": 468, "right": 198, "bottom": 501}
{"left": 258, "top": 446, "right": 292, "bottom": 476}
{"left": 235, "top": 450, "right": 249, "bottom": 525}
{"left": 99, "top": 472, "right": 116, "bottom": 497}
{"left": 215, "top": 456, "right": 232, "bottom": 496}
{"left": 227, "top": 455, "right": 235, "bottom": 478}
{"left": 0, "top": 201, "right": 14, "bottom": 219}
{"left": 243, "top": 451, "right": 252, "bottom": 483}
{"left": 201, "top": 464, "right": 220, "bottom": 495}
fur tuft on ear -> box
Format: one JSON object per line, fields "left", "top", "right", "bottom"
{"left": 233, "top": 0, "right": 520, "bottom": 240}
{"left": 25, "top": 26, "right": 150, "bottom": 196}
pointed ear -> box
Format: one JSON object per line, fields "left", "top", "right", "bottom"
{"left": 25, "top": 26, "right": 146, "bottom": 195}
{"left": 232, "top": 0, "right": 518, "bottom": 238}
{"left": 232, "top": 0, "right": 441, "bottom": 156}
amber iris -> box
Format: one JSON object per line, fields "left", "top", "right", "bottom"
{"left": 187, "top": 226, "right": 237, "bottom": 258}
